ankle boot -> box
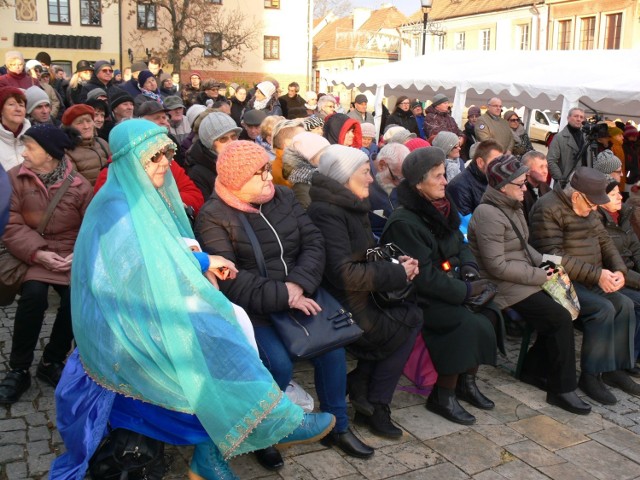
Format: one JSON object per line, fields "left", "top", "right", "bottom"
{"left": 426, "top": 385, "right": 476, "bottom": 425}
{"left": 578, "top": 373, "right": 616, "bottom": 405}
{"left": 190, "top": 441, "right": 239, "bottom": 480}
{"left": 455, "top": 373, "right": 495, "bottom": 410}
{"left": 347, "top": 370, "right": 374, "bottom": 416}
{"left": 355, "top": 403, "right": 403, "bottom": 439}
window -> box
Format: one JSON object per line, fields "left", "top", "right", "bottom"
{"left": 48, "top": 0, "right": 70, "bottom": 24}
{"left": 80, "top": 0, "right": 101, "bottom": 26}
{"left": 480, "top": 29, "right": 490, "bottom": 51}
{"left": 604, "top": 13, "right": 622, "bottom": 49}
{"left": 535, "top": 111, "right": 548, "bottom": 125}
{"left": 455, "top": 32, "right": 465, "bottom": 50}
{"left": 579, "top": 16, "right": 595, "bottom": 49}
{"left": 436, "top": 35, "right": 444, "bottom": 51}
{"left": 264, "top": 0, "right": 279, "bottom": 8}
{"left": 556, "top": 19, "right": 572, "bottom": 50}
{"left": 204, "top": 32, "right": 222, "bottom": 57}
{"left": 264, "top": 36, "right": 280, "bottom": 60}
{"left": 517, "top": 24, "right": 529, "bottom": 50}
{"left": 137, "top": 3, "right": 156, "bottom": 29}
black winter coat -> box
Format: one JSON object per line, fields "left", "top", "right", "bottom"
{"left": 230, "top": 96, "right": 248, "bottom": 127}
{"left": 386, "top": 108, "right": 420, "bottom": 137}
{"left": 79, "top": 76, "right": 124, "bottom": 104}
{"left": 307, "top": 174, "right": 422, "bottom": 360}
{"left": 185, "top": 140, "right": 218, "bottom": 200}
{"left": 195, "top": 186, "right": 325, "bottom": 326}
{"left": 446, "top": 161, "right": 488, "bottom": 215}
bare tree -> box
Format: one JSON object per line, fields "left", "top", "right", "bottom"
{"left": 126, "top": 0, "right": 259, "bottom": 73}
{"left": 314, "top": 0, "right": 353, "bottom": 19}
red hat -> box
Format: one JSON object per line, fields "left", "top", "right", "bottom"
{"left": 624, "top": 124, "right": 638, "bottom": 139}
{"left": 0, "top": 86, "right": 26, "bottom": 111}
{"left": 61, "top": 104, "right": 95, "bottom": 126}
{"left": 405, "top": 138, "right": 431, "bottom": 152}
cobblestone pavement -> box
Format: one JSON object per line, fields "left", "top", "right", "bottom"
{"left": 2, "top": 295, "right": 640, "bottom": 479}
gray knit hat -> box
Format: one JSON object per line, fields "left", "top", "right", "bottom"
{"left": 432, "top": 131, "right": 460, "bottom": 156}
{"left": 318, "top": 144, "right": 369, "bottom": 184}
{"left": 402, "top": 147, "right": 446, "bottom": 186}
{"left": 487, "top": 154, "right": 529, "bottom": 189}
{"left": 25, "top": 86, "right": 50, "bottom": 114}
{"left": 86, "top": 88, "right": 107, "bottom": 102}
{"left": 199, "top": 112, "right": 242, "bottom": 149}
{"left": 594, "top": 149, "right": 622, "bottom": 175}
{"left": 431, "top": 93, "right": 449, "bottom": 108}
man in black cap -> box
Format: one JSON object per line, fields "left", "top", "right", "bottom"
{"left": 530, "top": 166, "right": 639, "bottom": 406}
{"left": 240, "top": 109, "right": 267, "bottom": 142}
{"left": 348, "top": 94, "right": 374, "bottom": 124}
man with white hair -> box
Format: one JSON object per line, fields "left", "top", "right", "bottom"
{"left": 369, "top": 143, "right": 410, "bottom": 238}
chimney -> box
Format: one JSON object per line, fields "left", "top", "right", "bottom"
{"left": 352, "top": 8, "right": 372, "bottom": 31}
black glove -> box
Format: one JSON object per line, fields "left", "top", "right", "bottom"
{"left": 460, "top": 263, "right": 480, "bottom": 281}
{"left": 465, "top": 279, "right": 491, "bottom": 299}
{"left": 539, "top": 260, "right": 558, "bottom": 274}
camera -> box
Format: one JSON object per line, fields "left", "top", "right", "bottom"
{"left": 581, "top": 116, "right": 609, "bottom": 142}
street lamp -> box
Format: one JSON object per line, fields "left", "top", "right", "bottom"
{"left": 421, "top": 0, "right": 433, "bottom": 55}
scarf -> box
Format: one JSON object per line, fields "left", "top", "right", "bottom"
{"left": 72, "top": 120, "right": 302, "bottom": 460}
{"left": 511, "top": 124, "right": 525, "bottom": 145}
{"left": 215, "top": 178, "right": 276, "bottom": 214}
{"left": 252, "top": 96, "right": 270, "bottom": 111}
{"left": 445, "top": 157, "right": 462, "bottom": 181}
{"left": 37, "top": 157, "right": 67, "bottom": 188}
{"left": 432, "top": 197, "right": 451, "bottom": 218}
{"left": 140, "top": 88, "right": 164, "bottom": 104}
{"left": 288, "top": 161, "right": 316, "bottom": 185}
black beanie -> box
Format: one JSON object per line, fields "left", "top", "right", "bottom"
{"left": 110, "top": 89, "right": 134, "bottom": 110}
{"left": 402, "top": 146, "right": 446, "bottom": 186}
{"left": 24, "top": 124, "right": 73, "bottom": 160}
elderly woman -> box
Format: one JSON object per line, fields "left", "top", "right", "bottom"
{"left": 316, "top": 95, "right": 336, "bottom": 120}
{"left": 323, "top": 113, "right": 362, "bottom": 149}
{"left": 381, "top": 147, "right": 498, "bottom": 425}
{"left": 432, "top": 131, "right": 465, "bottom": 181}
{"left": 134, "top": 70, "right": 164, "bottom": 107}
{"left": 0, "top": 125, "right": 92, "bottom": 405}
{"left": 60, "top": 104, "right": 110, "bottom": 186}
{"left": 503, "top": 111, "right": 533, "bottom": 157}
{"left": 468, "top": 155, "right": 591, "bottom": 415}
{"left": 308, "top": 145, "right": 422, "bottom": 438}
{"left": 282, "top": 131, "right": 330, "bottom": 209}
{"left": 51, "top": 121, "right": 334, "bottom": 479}
{"left": 245, "top": 81, "right": 282, "bottom": 117}
{"left": 0, "top": 87, "right": 31, "bottom": 171}
{"left": 196, "top": 140, "right": 374, "bottom": 469}
{"left": 386, "top": 96, "right": 420, "bottom": 137}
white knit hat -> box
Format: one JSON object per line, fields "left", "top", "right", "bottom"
{"left": 257, "top": 81, "right": 276, "bottom": 98}
{"left": 186, "top": 104, "right": 208, "bottom": 127}
{"left": 25, "top": 59, "right": 42, "bottom": 72}
{"left": 432, "top": 131, "right": 460, "bottom": 156}
{"left": 199, "top": 112, "right": 242, "bottom": 149}
{"left": 25, "top": 86, "right": 50, "bottom": 114}
{"left": 318, "top": 144, "right": 369, "bottom": 184}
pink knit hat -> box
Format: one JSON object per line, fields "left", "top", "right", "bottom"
{"left": 405, "top": 138, "right": 431, "bottom": 152}
{"left": 216, "top": 140, "right": 269, "bottom": 190}
{"left": 291, "top": 132, "right": 330, "bottom": 161}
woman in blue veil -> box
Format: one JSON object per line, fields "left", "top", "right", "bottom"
{"left": 51, "top": 119, "right": 334, "bottom": 479}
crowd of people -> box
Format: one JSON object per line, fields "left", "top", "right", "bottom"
{"left": 1, "top": 49, "right": 640, "bottom": 479}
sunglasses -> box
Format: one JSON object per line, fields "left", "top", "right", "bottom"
{"left": 255, "top": 162, "right": 273, "bottom": 181}
{"left": 216, "top": 133, "right": 238, "bottom": 144}
{"left": 149, "top": 148, "right": 175, "bottom": 163}
{"left": 101, "top": 68, "right": 114, "bottom": 73}
{"left": 508, "top": 118, "right": 520, "bottom": 123}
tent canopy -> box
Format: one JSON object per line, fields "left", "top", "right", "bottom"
{"left": 327, "top": 49, "right": 640, "bottom": 126}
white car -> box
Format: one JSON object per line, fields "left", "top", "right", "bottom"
{"left": 528, "top": 109, "right": 560, "bottom": 143}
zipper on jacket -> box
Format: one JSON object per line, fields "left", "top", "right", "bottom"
{"left": 258, "top": 205, "right": 288, "bottom": 276}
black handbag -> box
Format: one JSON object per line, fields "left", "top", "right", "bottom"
{"left": 236, "top": 213, "right": 363, "bottom": 360}
{"left": 89, "top": 428, "right": 165, "bottom": 480}
{"left": 366, "top": 243, "right": 414, "bottom": 305}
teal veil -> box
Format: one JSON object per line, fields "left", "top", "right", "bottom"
{"left": 71, "top": 119, "right": 302, "bottom": 459}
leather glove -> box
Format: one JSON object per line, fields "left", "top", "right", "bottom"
{"left": 465, "top": 279, "right": 492, "bottom": 299}
{"left": 460, "top": 263, "right": 480, "bottom": 281}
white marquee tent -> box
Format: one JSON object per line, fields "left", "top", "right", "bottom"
{"left": 327, "top": 49, "right": 640, "bottom": 131}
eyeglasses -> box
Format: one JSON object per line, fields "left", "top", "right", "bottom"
{"left": 387, "top": 165, "right": 404, "bottom": 182}
{"left": 508, "top": 180, "right": 527, "bottom": 189}
{"left": 399, "top": 101, "right": 411, "bottom": 106}
{"left": 508, "top": 118, "right": 520, "bottom": 123}
{"left": 255, "top": 162, "right": 273, "bottom": 181}
{"left": 216, "top": 133, "right": 238, "bottom": 144}
{"left": 149, "top": 147, "right": 175, "bottom": 163}
{"left": 580, "top": 193, "right": 597, "bottom": 209}
{"left": 100, "top": 68, "right": 114, "bottom": 73}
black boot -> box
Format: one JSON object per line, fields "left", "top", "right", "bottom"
{"left": 426, "top": 385, "right": 476, "bottom": 425}
{"left": 320, "top": 427, "right": 374, "bottom": 458}
{"left": 347, "top": 370, "right": 374, "bottom": 416}
{"left": 355, "top": 403, "right": 403, "bottom": 439}
{"left": 578, "top": 373, "right": 617, "bottom": 405}
{"left": 546, "top": 391, "right": 591, "bottom": 415}
{"left": 455, "top": 373, "right": 495, "bottom": 410}
{"left": 254, "top": 446, "right": 284, "bottom": 471}
{"left": 602, "top": 370, "right": 640, "bottom": 396}
{"left": 0, "top": 370, "right": 31, "bottom": 405}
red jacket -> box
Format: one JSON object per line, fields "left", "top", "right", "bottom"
{"left": 94, "top": 161, "right": 204, "bottom": 214}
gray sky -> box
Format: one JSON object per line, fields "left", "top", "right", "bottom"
{"left": 350, "top": 0, "right": 419, "bottom": 16}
